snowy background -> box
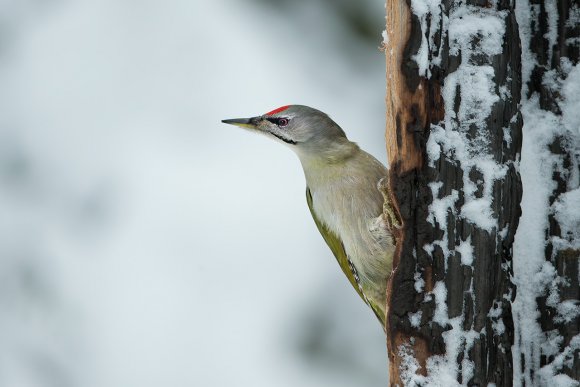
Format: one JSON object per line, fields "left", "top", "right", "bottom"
{"left": 0, "top": 0, "right": 390, "bottom": 386}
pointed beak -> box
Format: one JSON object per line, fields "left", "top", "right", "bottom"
{"left": 221, "top": 116, "right": 261, "bottom": 129}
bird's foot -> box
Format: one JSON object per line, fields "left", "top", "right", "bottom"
{"left": 378, "top": 177, "right": 402, "bottom": 230}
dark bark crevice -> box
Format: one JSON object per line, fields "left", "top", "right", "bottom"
{"left": 385, "top": 0, "right": 522, "bottom": 384}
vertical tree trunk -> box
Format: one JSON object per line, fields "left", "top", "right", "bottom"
{"left": 384, "top": 0, "right": 522, "bottom": 384}
{"left": 513, "top": 1, "right": 580, "bottom": 384}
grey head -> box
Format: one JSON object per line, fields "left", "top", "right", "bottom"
{"left": 221, "top": 105, "right": 348, "bottom": 150}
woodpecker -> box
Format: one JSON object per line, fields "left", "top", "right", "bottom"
{"left": 222, "top": 105, "right": 398, "bottom": 328}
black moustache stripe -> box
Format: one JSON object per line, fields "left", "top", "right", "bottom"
{"left": 270, "top": 132, "right": 297, "bottom": 145}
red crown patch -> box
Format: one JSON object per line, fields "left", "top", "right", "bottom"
{"left": 265, "top": 105, "right": 290, "bottom": 116}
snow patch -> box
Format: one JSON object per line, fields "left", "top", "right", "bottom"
{"left": 566, "top": 3, "right": 580, "bottom": 28}
{"left": 382, "top": 29, "right": 389, "bottom": 45}
{"left": 552, "top": 188, "right": 580, "bottom": 249}
{"left": 536, "top": 335, "right": 580, "bottom": 387}
{"left": 512, "top": 20, "right": 580, "bottom": 387}
{"left": 460, "top": 198, "right": 496, "bottom": 232}
{"left": 488, "top": 302, "right": 506, "bottom": 336}
{"left": 456, "top": 236, "right": 474, "bottom": 266}
{"left": 427, "top": 182, "right": 458, "bottom": 230}
{"left": 428, "top": 124, "right": 509, "bottom": 232}
{"left": 448, "top": 7, "right": 506, "bottom": 58}
{"left": 432, "top": 281, "right": 448, "bottom": 326}
{"left": 541, "top": 330, "right": 564, "bottom": 359}
{"left": 402, "top": 275, "right": 482, "bottom": 385}
{"left": 502, "top": 126, "right": 512, "bottom": 148}
{"left": 443, "top": 65, "right": 500, "bottom": 132}
{"left": 561, "top": 63, "right": 580, "bottom": 136}
{"left": 414, "top": 270, "right": 425, "bottom": 293}
{"left": 427, "top": 10, "right": 511, "bottom": 231}
{"left": 398, "top": 341, "right": 427, "bottom": 385}
{"left": 409, "top": 311, "right": 423, "bottom": 328}
{"left": 426, "top": 183, "right": 459, "bottom": 268}
{"left": 409, "top": 0, "right": 444, "bottom": 76}
{"left": 543, "top": 0, "right": 558, "bottom": 63}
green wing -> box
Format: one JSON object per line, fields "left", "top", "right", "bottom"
{"left": 306, "top": 188, "right": 386, "bottom": 327}
{"left": 306, "top": 188, "right": 366, "bottom": 302}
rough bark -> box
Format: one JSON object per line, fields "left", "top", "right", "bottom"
{"left": 515, "top": 0, "right": 580, "bottom": 383}
{"left": 384, "top": 0, "right": 522, "bottom": 385}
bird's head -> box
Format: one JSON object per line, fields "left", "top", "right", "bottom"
{"left": 222, "top": 105, "right": 348, "bottom": 150}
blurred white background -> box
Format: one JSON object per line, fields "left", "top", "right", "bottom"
{"left": 0, "top": 0, "right": 388, "bottom": 386}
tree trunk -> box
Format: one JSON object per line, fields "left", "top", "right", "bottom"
{"left": 512, "top": 0, "right": 580, "bottom": 385}
{"left": 384, "top": 0, "right": 522, "bottom": 384}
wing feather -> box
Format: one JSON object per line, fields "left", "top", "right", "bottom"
{"left": 306, "top": 188, "right": 365, "bottom": 301}
{"left": 306, "top": 188, "right": 386, "bottom": 327}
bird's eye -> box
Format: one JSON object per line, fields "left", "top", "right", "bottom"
{"left": 278, "top": 118, "right": 289, "bottom": 127}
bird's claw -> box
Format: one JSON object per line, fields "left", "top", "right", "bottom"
{"left": 378, "top": 177, "right": 402, "bottom": 231}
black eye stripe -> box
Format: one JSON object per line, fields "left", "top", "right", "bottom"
{"left": 266, "top": 117, "right": 290, "bottom": 126}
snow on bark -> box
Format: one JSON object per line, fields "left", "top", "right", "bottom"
{"left": 513, "top": 0, "right": 580, "bottom": 384}
{"left": 385, "top": 0, "right": 522, "bottom": 385}
{"left": 419, "top": 4, "right": 518, "bottom": 384}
